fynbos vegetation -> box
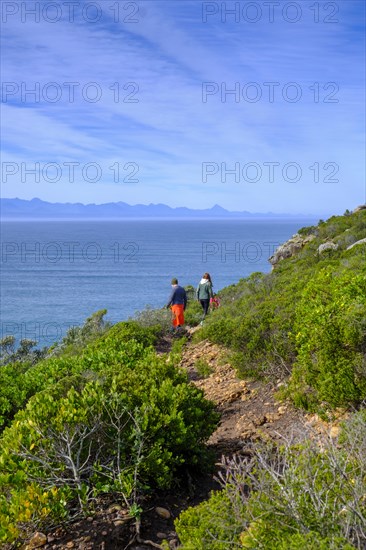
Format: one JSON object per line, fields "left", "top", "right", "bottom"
{"left": 0, "top": 209, "right": 365, "bottom": 547}
{"left": 197, "top": 209, "right": 366, "bottom": 411}
{"left": 0, "top": 319, "right": 218, "bottom": 543}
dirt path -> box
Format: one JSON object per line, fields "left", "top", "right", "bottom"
{"left": 180, "top": 337, "right": 309, "bottom": 452}
{"left": 180, "top": 335, "right": 346, "bottom": 448}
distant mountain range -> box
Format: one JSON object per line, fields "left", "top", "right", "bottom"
{"left": 1, "top": 198, "right": 313, "bottom": 220}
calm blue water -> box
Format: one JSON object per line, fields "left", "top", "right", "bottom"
{"left": 1, "top": 220, "right": 315, "bottom": 346}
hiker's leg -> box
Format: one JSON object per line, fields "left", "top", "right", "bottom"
{"left": 176, "top": 304, "right": 185, "bottom": 326}
{"left": 202, "top": 299, "right": 209, "bottom": 317}
{"left": 171, "top": 305, "right": 179, "bottom": 327}
{"left": 172, "top": 304, "right": 185, "bottom": 327}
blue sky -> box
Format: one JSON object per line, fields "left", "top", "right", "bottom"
{"left": 1, "top": 0, "right": 365, "bottom": 215}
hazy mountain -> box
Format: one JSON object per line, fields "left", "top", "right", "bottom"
{"left": 0, "top": 198, "right": 312, "bottom": 219}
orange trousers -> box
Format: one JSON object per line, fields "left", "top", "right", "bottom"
{"left": 171, "top": 304, "right": 185, "bottom": 327}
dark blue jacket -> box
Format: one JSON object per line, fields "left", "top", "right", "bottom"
{"left": 167, "top": 285, "right": 187, "bottom": 308}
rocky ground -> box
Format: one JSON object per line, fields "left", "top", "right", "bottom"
{"left": 19, "top": 331, "right": 346, "bottom": 550}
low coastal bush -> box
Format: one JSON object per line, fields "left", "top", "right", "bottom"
{"left": 0, "top": 336, "right": 47, "bottom": 366}
{"left": 92, "top": 319, "right": 161, "bottom": 349}
{"left": 133, "top": 305, "right": 173, "bottom": 332}
{"left": 0, "top": 320, "right": 161, "bottom": 432}
{"left": 0, "top": 349, "right": 219, "bottom": 543}
{"left": 196, "top": 209, "right": 366, "bottom": 410}
{"left": 195, "top": 358, "right": 214, "bottom": 378}
{"left": 176, "top": 411, "right": 366, "bottom": 549}
{"left": 183, "top": 299, "right": 203, "bottom": 326}
{"left": 52, "top": 309, "right": 111, "bottom": 356}
{"left": 287, "top": 268, "right": 366, "bottom": 409}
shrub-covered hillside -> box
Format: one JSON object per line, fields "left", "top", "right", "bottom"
{"left": 0, "top": 319, "right": 219, "bottom": 544}
{"left": 176, "top": 409, "right": 366, "bottom": 549}
{"left": 0, "top": 208, "right": 365, "bottom": 548}
{"left": 197, "top": 207, "right": 366, "bottom": 411}
{"left": 176, "top": 208, "right": 366, "bottom": 550}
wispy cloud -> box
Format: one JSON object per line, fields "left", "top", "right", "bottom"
{"left": 1, "top": 0, "right": 365, "bottom": 214}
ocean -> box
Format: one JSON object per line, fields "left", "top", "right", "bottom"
{"left": 0, "top": 219, "right": 315, "bottom": 347}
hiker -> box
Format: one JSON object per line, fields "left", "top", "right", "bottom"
{"left": 196, "top": 272, "right": 214, "bottom": 324}
{"left": 166, "top": 278, "right": 187, "bottom": 330}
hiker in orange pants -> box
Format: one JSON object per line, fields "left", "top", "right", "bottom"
{"left": 166, "top": 278, "right": 187, "bottom": 331}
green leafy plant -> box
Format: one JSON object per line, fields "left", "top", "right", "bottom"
{"left": 0, "top": 320, "right": 161, "bottom": 432}
{"left": 195, "top": 358, "right": 213, "bottom": 378}
{"left": 193, "top": 210, "right": 366, "bottom": 410}
{"left": 176, "top": 411, "right": 366, "bottom": 549}
{"left": 287, "top": 267, "right": 366, "bottom": 408}
{"left": 0, "top": 336, "right": 47, "bottom": 366}
{"left": 133, "top": 305, "right": 172, "bottom": 333}
{"left": 0, "top": 344, "right": 219, "bottom": 543}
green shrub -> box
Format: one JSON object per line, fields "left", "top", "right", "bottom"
{"left": 0, "top": 321, "right": 161, "bottom": 432}
{"left": 288, "top": 267, "right": 366, "bottom": 408}
{"left": 0, "top": 350, "right": 219, "bottom": 543}
{"left": 195, "top": 358, "right": 214, "bottom": 378}
{"left": 197, "top": 269, "right": 299, "bottom": 379}
{"left": 92, "top": 320, "right": 161, "bottom": 349}
{"left": 184, "top": 285, "right": 196, "bottom": 302}
{"left": 0, "top": 337, "right": 153, "bottom": 443}
{"left": 184, "top": 299, "right": 203, "bottom": 326}
{"left": 54, "top": 309, "right": 111, "bottom": 355}
{"left": 176, "top": 411, "right": 366, "bottom": 549}
{"left": 0, "top": 336, "right": 47, "bottom": 366}
{"left": 0, "top": 362, "right": 32, "bottom": 430}
{"left": 133, "top": 306, "right": 172, "bottom": 333}
{"left": 176, "top": 490, "right": 243, "bottom": 549}
{"left": 193, "top": 210, "right": 366, "bottom": 409}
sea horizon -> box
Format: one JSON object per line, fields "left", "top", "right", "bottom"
{"left": 1, "top": 218, "right": 317, "bottom": 347}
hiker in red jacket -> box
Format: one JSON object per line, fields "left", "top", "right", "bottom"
{"left": 166, "top": 278, "right": 187, "bottom": 330}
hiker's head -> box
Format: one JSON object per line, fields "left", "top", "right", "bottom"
{"left": 171, "top": 277, "right": 178, "bottom": 285}
{"left": 203, "top": 273, "right": 212, "bottom": 283}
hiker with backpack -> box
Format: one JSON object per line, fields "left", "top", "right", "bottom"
{"left": 196, "top": 272, "right": 214, "bottom": 324}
